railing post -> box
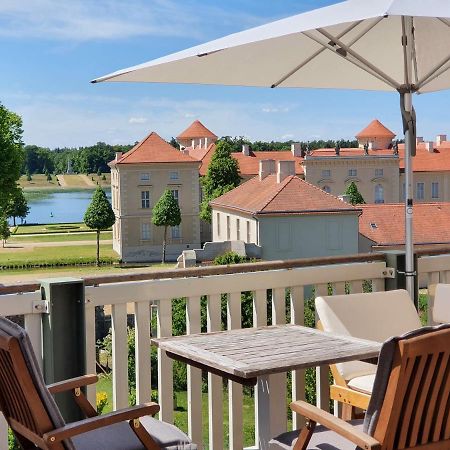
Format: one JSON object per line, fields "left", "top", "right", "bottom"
{"left": 40, "top": 277, "right": 86, "bottom": 422}
{"left": 383, "top": 251, "right": 418, "bottom": 308}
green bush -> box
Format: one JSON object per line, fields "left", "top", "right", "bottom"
{"left": 213, "top": 251, "right": 247, "bottom": 265}
{"left": 8, "top": 429, "right": 20, "bottom": 450}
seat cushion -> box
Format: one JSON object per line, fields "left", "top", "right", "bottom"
{"left": 270, "top": 419, "right": 363, "bottom": 449}
{"left": 72, "top": 417, "right": 196, "bottom": 450}
{"left": 315, "top": 289, "right": 421, "bottom": 380}
{"left": 347, "top": 374, "right": 375, "bottom": 394}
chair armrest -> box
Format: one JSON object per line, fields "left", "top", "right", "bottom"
{"left": 47, "top": 374, "right": 98, "bottom": 394}
{"left": 290, "top": 401, "right": 381, "bottom": 450}
{"left": 43, "top": 402, "right": 160, "bottom": 444}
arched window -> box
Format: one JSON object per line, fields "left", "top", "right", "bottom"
{"left": 322, "top": 186, "right": 331, "bottom": 194}
{"left": 375, "top": 184, "right": 384, "bottom": 203}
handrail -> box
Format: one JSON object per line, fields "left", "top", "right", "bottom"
{"left": 0, "top": 252, "right": 385, "bottom": 295}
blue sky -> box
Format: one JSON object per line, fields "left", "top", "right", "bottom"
{"left": 1, "top": 0, "right": 450, "bottom": 148}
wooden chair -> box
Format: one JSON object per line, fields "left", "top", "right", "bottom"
{"left": 0, "top": 317, "right": 196, "bottom": 450}
{"left": 271, "top": 323, "right": 450, "bottom": 449}
{"left": 315, "top": 289, "right": 421, "bottom": 419}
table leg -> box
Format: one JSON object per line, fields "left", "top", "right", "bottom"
{"left": 255, "top": 374, "right": 287, "bottom": 450}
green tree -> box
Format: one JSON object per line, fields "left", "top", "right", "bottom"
{"left": 344, "top": 181, "right": 366, "bottom": 205}
{"left": 0, "top": 103, "right": 24, "bottom": 215}
{"left": 84, "top": 187, "right": 115, "bottom": 266}
{"left": 152, "top": 190, "right": 181, "bottom": 263}
{"left": 0, "top": 216, "right": 11, "bottom": 247}
{"left": 200, "top": 140, "right": 241, "bottom": 222}
{"left": 6, "top": 186, "right": 29, "bottom": 226}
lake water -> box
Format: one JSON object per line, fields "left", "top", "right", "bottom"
{"left": 24, "top": 190, "right": 112, "bottom": 225}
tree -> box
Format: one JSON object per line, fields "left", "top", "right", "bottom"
{"left": 344, "top": 181, "right": 366, "bottom": 205}
{"left": 0, "top": 216, "right": 10, "bottom": 247}
{"left": 0, "top": 103, "right": 24, "bottom": 215}
{"left": 200, "top": 140, "right": 241, "bottom": 222}
{"left": 152, "top": 190, "right": 181, "bottom": 263}
{"left": 84, "top": 187, "right": 115, "bottom": 266}
{"left": 6, "top": 186, "right": 29, "bottom": 226}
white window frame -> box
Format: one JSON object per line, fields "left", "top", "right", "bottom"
{"left": 171, "top": 189, "right": 179, "bottom": 204}
{"left": 348, "top": 168, "right": 357, "bottom": 177}
{"left": 246, "top": 221, "right": 251, "bottom": 243}
{"left": 375, "top": 168, "right": 384, "bottom": 177}
{"left": 140, "top": 172, "right": 150, "bottom": 181}
{"left": 432, "top": 182, "right": 439, "bottom": 199}
{"left": 226, "top": 216, "right": 231, "bottom": 240}
{"left": 216, "top": 213, "right": 220, "bottom": 237}
{"left": 169, "top": 171, "right": 179, "bottom": 180}
{"left": 236, "top": 218, "right": 240, "bottom": 241}
{"left": 171, "top": 225, "right": 181, "bottom": 239}
{"left": 141, "top": 223, "right": 151, "bottom": 240}
{"left": 375, "top": 184, "right": 384, "bottom": 204}
{"left": 416, "top": 182, "right": 425, "bottom": 200}
{"left": 141, "top": 191, "right": 150, "bottom": 209}
{"left": 322, "top": 169, "right": 331, "bottom": 178}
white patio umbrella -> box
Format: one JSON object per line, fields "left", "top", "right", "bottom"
{"left": 93, "top": 0, "right": 450, "bottom": 298}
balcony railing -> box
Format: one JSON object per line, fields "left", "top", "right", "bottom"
{"left": 0, "top": 250, "right": 448, "bottom": 449}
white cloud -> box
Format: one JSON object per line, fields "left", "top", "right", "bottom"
{"left": 129, "top": 117, "right": 148, "bottom": 124}
{"left": 281, "top": 133, "right": 294, "bottom": 140}
{"left": 262, "top": 106, "right": 290, "bottom": 113}
{"left": 0, "top": 0, "right": 266, "bottom": 41}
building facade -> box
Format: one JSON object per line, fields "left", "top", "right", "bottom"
{"left": 110, "top": 132, "right": 201, "bottom": 262}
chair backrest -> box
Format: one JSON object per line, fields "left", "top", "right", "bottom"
{"left": 364, "top": 324, "right": 450, "bottom": 449}
{"left": 0, "top": 317, "right": 68, "bottom": 449}
{"left": 315, "top": 289, "right": 422, "bottom": 380}
{"left": 433, "top": 283, "right": 450, "bottom": 323}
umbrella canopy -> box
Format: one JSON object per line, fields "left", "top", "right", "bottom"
{"left": 92, "top": 0, "right": 450, "bottom": 93}
{"left": 93, "top": 0, "right": 450, "bottom": 299}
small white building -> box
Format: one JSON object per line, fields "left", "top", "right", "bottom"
{"left": 210, "top": 160, "right": 361, "bottom": 261}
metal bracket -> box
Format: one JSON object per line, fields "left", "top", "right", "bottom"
{"left": 33, "top": 300, "right": 49, "bottom": 314}
{"left": 383, "top": 267, "right": 396, "bottom": 279}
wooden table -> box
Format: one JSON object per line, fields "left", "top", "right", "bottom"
{"left": 152, "top": 324, "right": 381, "bottom": 449}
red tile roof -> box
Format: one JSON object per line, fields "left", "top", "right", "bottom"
{"left": 211, "top": 174, "right": 359, "bottom": 215}
{"left": 177, "top": 120, "right": 217, "bottom": 139}
{"left": 359, "top": 203, "right": 450, "bottom": 246}
{"left": 114, "top": 132, "right": 199, "bottom": 164}
{"left": 195, "top": 144, "right": 304, "bottom": 176}
{"left": 397, "top": 143, "right": 450, "bottom": 172}
{"left": 305, "top": 147, "right": 395, "bottom": 158}
{"left": 356, "top": 119, "right": 396, "bottom": 139}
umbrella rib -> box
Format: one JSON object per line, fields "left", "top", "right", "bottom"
{"left": 317, "top": 28, "right": 401, "bottom": 90}
{"left": 270, "top": 20, "right": 362, "bottom": 88}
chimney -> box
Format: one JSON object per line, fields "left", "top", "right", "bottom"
{"left": 181, "top": 148, "right": 190, "bottom": 156}
{"left": 115, "top": 152, "right": 123, "bottom": 161}
{"left": 277, "top": 160, "right": 295, "bottom": 183}
{"left": 338, "top": 194, "right": 351, "bottom": 203}
{"left": 259, "top": 159, "right": 276, "bottom": 180}
{"left": 242, "top": 144, "right": 250, "bottom": 156}
{"left": 291, "top": 143, "right": 302, "bottom": 157}
{"left": 335, "top": 145, "right": 340, "bottom": 156}
{"left": 416, "top": 136, "right": 423, "bottom": 145}
{"left": 425, "top": 141, "right": 434, "bottom": 153}
{"left": 437, "top": 134, "right": 447, "bottom": 146}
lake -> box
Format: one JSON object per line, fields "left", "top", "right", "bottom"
{"left": 23, "top": 190, "right": 112, "bottom": 225}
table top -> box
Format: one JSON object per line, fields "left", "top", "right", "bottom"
{"left": 152, "top": 324, "right": 382, "bottom": 385}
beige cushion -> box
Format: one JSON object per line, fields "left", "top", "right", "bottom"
{"left": 315, "top": 289, "right": 421, "bottom": 380}
{"left": 433, "top": 284, "right": 450, "bottom": 323}
{"left": 347, "top": 373, "right": 375, "bottom": 394}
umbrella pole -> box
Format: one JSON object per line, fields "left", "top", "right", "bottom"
{"left": 402, "top": 92, "right": 416, "bottom": 300}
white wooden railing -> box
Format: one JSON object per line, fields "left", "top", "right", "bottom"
{"left": 0, "top": 251, "right": 445, "bottom": 449}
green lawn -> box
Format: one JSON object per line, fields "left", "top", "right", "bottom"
{"left": 18, "top": 174, "right": 60, "bottom": 189}
{"left": 96, "top": 376, "right": 263, "bottom": 448}
{"left": 0, "top": 244, "right": 118, "bottom": 266}
{"left": 9, "top": 231, "right": 112, "bottom": 243}
{"left": 14, "top": 222, "right": 100, "bottom": 235}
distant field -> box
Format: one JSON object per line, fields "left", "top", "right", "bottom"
{"left": 14, "top": 222, "right": 93, "bottom": 234}
{"left": 19, "top": 174, "right": 60, "bottom": 189}
{"left": 0, "top": 244, "right": 118, "bottom": 266}
{"left": 9, "top": 231, "right": 112, "bottom": 243}
{"left": 19, "top": 173, "right": 111, "bottom": 190}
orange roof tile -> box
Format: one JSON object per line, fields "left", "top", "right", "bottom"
{"left": 177, "top": 120, "right": 217, "bottom": 139}
{"left": 196, "top": 144, "right": 304, "bottom": 176}
{"left": 114, "top": 132, "right": 199, "bottom": 164}
{"left": 211, "top": 175, "right": 358, "bottom": 215}
{"left": 359, "top": 203, "right": 450, "bottom": 246}
{"left": 397, "top": 143, "right": 450, "bottom": 172}
{"left": 356, "top": 119, "right": 396, "bottom": 139}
